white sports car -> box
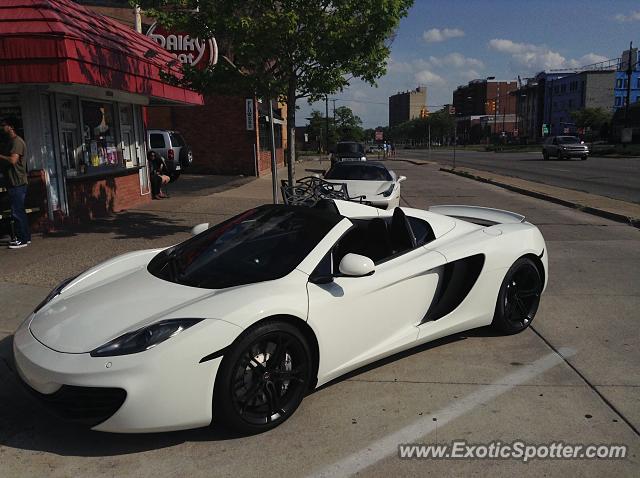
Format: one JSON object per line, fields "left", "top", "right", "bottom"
{"left": 12, "top": 200, "right": 547, "bottom": 434}
{"left": 324, "top": 161, "right": 405, "bottom": 209}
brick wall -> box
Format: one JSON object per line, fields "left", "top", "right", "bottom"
{"left": 148, "top": 95, "right": 285, "bottom": 177}
{"left": 66, "top": 170, "right": 150, "bottom": 221}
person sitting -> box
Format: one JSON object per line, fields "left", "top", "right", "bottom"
{"left": 148, "top": 150, "right": 170, "bottom": 199}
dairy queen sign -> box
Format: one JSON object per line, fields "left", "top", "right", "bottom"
{"left": 146, "top": 23, "right": 218, "bottom": 68}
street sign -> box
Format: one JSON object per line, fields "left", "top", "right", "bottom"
{"left": 542, "top": 124, "right": 549, "bottom": 135}
{"left": 375, "top": 130, "right": 383, "bottom": 141}
{"left": 245, "top": 99, "right": 255, "bottom": 131}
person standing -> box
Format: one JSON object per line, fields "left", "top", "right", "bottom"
{"left": 0, "top": 118, "right": 31, "bottom": 249}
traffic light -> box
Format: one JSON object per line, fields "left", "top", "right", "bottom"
{"left": 419, "top": 106, "right": 429, "bottom": 118}
{"left": 486, "top": 100, "right": 496, "bottom": 114}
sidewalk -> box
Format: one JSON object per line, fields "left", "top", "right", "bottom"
{"left": 441, "top": 166, "right": 640, "bottom": 228}
{"left": 0, "top": 160, "right": 326, "bottom": 288}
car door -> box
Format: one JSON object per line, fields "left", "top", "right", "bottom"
{"left": 307, "top": 238, "right": 446, "bottom": 384}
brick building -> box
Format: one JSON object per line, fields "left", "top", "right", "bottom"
{"left": 0, "top": 0, "right": 203, "bottom": 228}
{"left": 75, "top": 0, "right": 287, "bottom": 177}
{"left": 388, "top": 87, "right": 427, "bottom": 127}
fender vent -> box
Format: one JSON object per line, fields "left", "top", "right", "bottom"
{"left": 422, "top": 254, "right": 485, "bottom": 323}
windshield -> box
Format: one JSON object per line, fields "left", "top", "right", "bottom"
{"left": 557, "top": 136, "right": 580, "bottom": 144}
{"left": 337, "top": 142, "right": 364, "bottom": 154}
{"left": 148, "top": 206, "right": 342, "bottom": 289}
{"left": 325, "top": 163, "right": 392, "bottom": 181}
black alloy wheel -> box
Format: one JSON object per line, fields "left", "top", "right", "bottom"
{"left": 214, "top": 322, "right": 312, "bottom": 434}
{"left": 492, "top": 257, "right": 543, "bottom": 334}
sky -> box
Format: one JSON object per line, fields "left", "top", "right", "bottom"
{"left": 297, "top": 0, "right": 640, "bottom": 128}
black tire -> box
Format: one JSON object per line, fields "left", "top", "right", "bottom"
{"left": 213, "top": 321, "right": 312, "bottom": 434}
{"left": 492, "top": 257, "right": 543, "bottom": 335}
{"left": 542, "top": 151, "right": 549, "bottom": 160}
{"left": 581, "top": 155, "right": 587, "bottom": 161}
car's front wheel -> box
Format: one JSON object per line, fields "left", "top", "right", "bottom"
{"left": 492, "top": 257, "right": 543, "bottom": 335}
{"left": 213, "top": 321, "right": 312, "bottom": 434}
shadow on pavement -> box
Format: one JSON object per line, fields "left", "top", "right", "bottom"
{"left": 0, "top": 336, "right": 240, "bottom": 456}
{"left": 49, "top": 211, "right": 191, "bottom": 241}
{"left": 0, "top": 326, "right": 504, "bottom": 456}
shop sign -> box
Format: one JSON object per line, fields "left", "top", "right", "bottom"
{"left": 375, "top": 130, "right": 383, "bottom": 141}
{"left": 146, "top": 23, "right": 218, "bottom": 68}
{"left": 245, "top": 99, "right": 255, "bottom": 131}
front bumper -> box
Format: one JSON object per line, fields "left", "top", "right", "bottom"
{"left": 12, "top": 315, "right": 241, "bottom": 433}
{"left": 560, "top": 148, "right": 589, "bottom": 157}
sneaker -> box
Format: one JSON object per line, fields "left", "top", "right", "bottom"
{"left": 8, "top": 240, "right": 28, "bottom": 249}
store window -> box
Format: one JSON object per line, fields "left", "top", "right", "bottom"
{"left": 615, "top": 97, "right": 622, "bottom": 106}
{"left": 81, "top": 101, "right": 121, "bottom": 170}
{"left": 616, "top": 78, "right": 623, "bottom": 88}
{"left": 259, "top": 119, "right": 283, "bottom": 152}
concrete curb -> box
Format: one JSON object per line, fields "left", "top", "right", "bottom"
{"left": 441, "top": 167, "right": 640, "bottom": 228}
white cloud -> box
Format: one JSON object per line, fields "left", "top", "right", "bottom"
{"left": 614, "top": 10, "right": 640, "bottom": 22}
{"left": 489, "top": 38, "right": 609, "bottom": 72}
{"left": 428, "top": 53, "right": 484, "bottom": 69}
{"left": 423, "top": 27, "right": 464, "bottom": 43}
{"left": 414, "top": 70, "right": 446, "bottom": 86}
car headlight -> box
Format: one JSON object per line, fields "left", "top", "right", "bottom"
{"left": 360, "top": 156, "right": 366, "bottom": 161}
{"left": 34, "top": 275, "right": 79, "bottom": 313}
{"left": 90, "top": 319, "right": 203, "bottom": 357}
{"left": 381, "top": 183, "right": 396, "bottom": 197}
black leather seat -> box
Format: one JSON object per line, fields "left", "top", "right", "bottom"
{"left": 389, "top": 207, "right": 417, "bottom": 253}
{"left": 365, "top": 218, "right": 393, "bottom": 262}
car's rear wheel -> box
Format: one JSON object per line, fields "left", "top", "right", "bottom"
{"left": 213, "top": 321, "right": 312, "bottom": 434}
{"left": 557, "top": 150, "right": 563, "bottom": 160}
{"left": 492, "top": 257, "right": 543, "bottom": 335}
{"left": 581, "top": 155, "right": 587, "bottom": 161}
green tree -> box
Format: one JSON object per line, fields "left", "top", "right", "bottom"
{"left": 305, "top": 110, "right": 337, "bottom": 151}
{"left": 137, "top": 0, "right": 413, "bottom": 185}
{"left": 334, "top": 106, "right": 364, "bottom": 141}
{"left": 571, "top": 107, "right": 612, "bottom": 140}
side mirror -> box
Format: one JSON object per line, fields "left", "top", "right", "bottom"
{"left": 339, "top": 253, "right": 375, "bottom": 277}
{"left": 191, "top": 223, "right": 209, "bottom": 236}
{"left": 398, "top": 175, "right": 407, "bottom": 183}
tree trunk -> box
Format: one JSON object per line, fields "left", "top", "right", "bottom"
{"left": 286, "top": 79, "right": 296, "bottom": 187}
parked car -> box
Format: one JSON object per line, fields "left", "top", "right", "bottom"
{"left": 542, "top": 136, "right": 589, "bottom": 160}
{"left": 146, "top": 129, "right": 193, "bottom": 180}
{"left": 323, "top": 161, "right": 405, "bottom": 209}
{"left": 331, "top": 141, "right": 366, "bottom": 166}
{"left": 14, "top": 200, "right": 547, "bottom": 434}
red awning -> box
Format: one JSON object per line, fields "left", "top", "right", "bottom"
{"left": 0, "top": 0, "right": 203, "bottom": 105}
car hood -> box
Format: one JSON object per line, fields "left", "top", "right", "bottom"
{"left": 325, "top": 179, "right": 394, "bottom": 199}
{"left": 29, "top": 252, "right": 214, "bottom": 354}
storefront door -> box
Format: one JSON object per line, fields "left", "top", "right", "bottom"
{"left": 133, "top": 105, "right": 150, "bottom": 194}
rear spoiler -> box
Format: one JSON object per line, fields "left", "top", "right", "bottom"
{"left": 429, "top": 205, "right": 525, "bottom": 224}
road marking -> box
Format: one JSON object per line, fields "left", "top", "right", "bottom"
{"left": 545, "top": 168, "right": 571, "bottom": 172}
{"left": 308, "top": 348, "right": 575, "bottom": 478}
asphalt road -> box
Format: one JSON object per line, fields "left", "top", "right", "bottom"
{"left": 0, "top": 163, "right": 638, "bottom": 477}
{"left": 393, "top": 149, "right": 640, "bottom": 204}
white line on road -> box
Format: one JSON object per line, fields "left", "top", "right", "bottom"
{"left": 308, "top": 348, "right": 575, "bottom": 478}
{"left": 545, "top": 168, "right": 571, "bottom": 172}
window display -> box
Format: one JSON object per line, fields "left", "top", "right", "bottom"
{"left": 81, "top": 101, "right": 122, "bottom": 171}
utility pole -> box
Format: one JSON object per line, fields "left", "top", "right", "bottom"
{"left": 332, "top": 99, "right": 336, "bottom": 124}
{"left": 325, "top": 95, "right": 330, "bottom": 154}
{"left": 453, "top": 123, "right": 457, "bottom": 169}
{"left": 428, "top": 123, "right": 431, "bottom": 161}
{"left": 624, "top": 41, "right": 633, "bottom": 128}
{"left": 493, "top": 87, "right": 499, "bottom": 143}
